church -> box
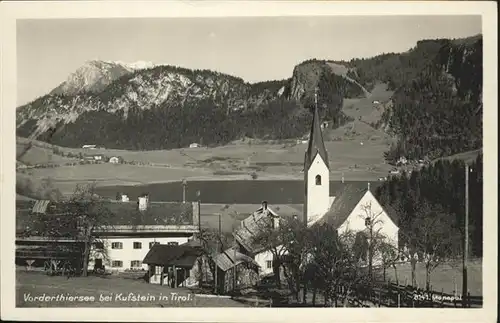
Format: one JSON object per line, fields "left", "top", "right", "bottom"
{"left": 233, "top": 91, "right": 399, "bottom": 274}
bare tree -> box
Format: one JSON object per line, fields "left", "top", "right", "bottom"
{"left": 193, "top": 227, "right": 230, "bottom": 286}
{"left": 357, "top": 201, "right": 395, "bottom": 283}
{"left": 249, "top": 215, "right": 289, "bottom": 287}
{"left": 379, "top": 241, "right": 400, "bottom": 284}
{"left": 68, "top": 183, "right": 114, "bottom": 277}
{"left": 307, "top": 225, "right": 361, "bottom": 307}
{"left": 411, "top": 202, "right": 460, "bottom": 291}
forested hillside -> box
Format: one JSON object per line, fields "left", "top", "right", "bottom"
{"left": 349, "top": 36, "right": 483, "bottom": 162}
{"left": 375, "top": 153, "right": 483, "bottom": 257}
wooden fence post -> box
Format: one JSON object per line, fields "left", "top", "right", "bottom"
{"left": 467, "top": 291, "right": 471, "bottom": 308}
{"left": 397, "top": 293, "right": 400, "bottom": 308}
{"left": 441, "top": 288, "right": 444, "bottom": 308}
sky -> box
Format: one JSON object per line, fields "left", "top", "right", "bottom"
{"left": 17, "top": 15, "right": 481, "bottom": 106}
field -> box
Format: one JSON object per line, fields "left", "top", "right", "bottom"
{"left": 16, "top": 270, "right": 246, "bottom": 307}
{"left": 379, "top": 259, "right": 483, "bottom": 296}
{"left": 17, "top": 136, "right": 394, "bottom": 195}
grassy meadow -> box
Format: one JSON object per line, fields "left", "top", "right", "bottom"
{"left": 17, "top": 136, "right": 393, "bottom": 195}
{"left": 378, "top": 259, "right": 483, "bottom": 297}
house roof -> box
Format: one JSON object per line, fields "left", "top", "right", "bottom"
{"left": 304, "top": 103, "right": 329, "bottom": 170}
{"left": 16, "top": 200, "right": 196, "bottom": 237}
{"left": 213, "top": 247, "right": 260, "bottom": 272}
{"left": 200, "top": 203, "right": 302, "bottom": 233}
{"left": 142, "top": 244, "right": 203, "bottom": 268}
{"left": 31, "top": 200, "right": 51, "bottom": 214}
{"left": 102, "top": 201, "right": 194, "bottom": 226}
{"left": 233, "top": 207, "right": 275, "bottom": 254}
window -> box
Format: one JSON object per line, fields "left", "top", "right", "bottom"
{"left": 149, "top": 242, "right": 159, "bottom": 249}
{"left": 133, "top": 242, "right": 142, "bottom": 249}
{"left": 112, "top": 260, "right": 123, "bottom": 268}
{"left": 266, "top": 260, "right": 273, "bottom": 269}
{"left": 130, "top": 260, "right": 142, "bottom": 268}
{"left": 315, "top": 175, "right": 321, "bottom": 185}
{"left": 365, "top": 217, "right": 372, "bottom": 227}
{"left": 167, "top": 242, "right": 179, "bottom": 246}
{"left": 111, "top": 242, "right": 123, "bottom": 249}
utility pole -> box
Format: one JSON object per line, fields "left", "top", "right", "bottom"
{"left": 214, "top": 213, "right": 221, "bottom": 295}
{"left": 182, "top": 179, "right": 187, "bottom": 203}
{"left": 462, "top": 164, "right": 469, "bottom": 307}
{"left": 197, "top": 190, "right": 201, "bottom": 231}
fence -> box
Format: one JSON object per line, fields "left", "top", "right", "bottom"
{"left": 365, "top": 282, "right": 483, "bottom": 308}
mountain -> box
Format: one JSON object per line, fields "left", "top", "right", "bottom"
{"left": 16, "top": 34, "right": 482, "bottom": 158}
{"left": 16, "top": 60, "right": 364, "bottom": 149}
{"left": 49, "top": 60, "right": 156, "bottom": 96}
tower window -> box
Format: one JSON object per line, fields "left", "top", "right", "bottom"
{"left": 315, "top": 175, "right": 322, "bottom": 185}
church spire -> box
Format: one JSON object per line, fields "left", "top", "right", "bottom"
{"left": 304, "top": 88, "right": 329, "bottom": 171}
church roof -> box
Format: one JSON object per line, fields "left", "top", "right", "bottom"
{"left": 304, "top": 103, "right": 329, "bottom": 170}
{"left": 317, "top": 184, "right": 368, "bottom": 228}
{"left": 316, "top": 184, "right": 399, "bottom": 229}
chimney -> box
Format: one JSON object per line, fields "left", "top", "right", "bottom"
{"left": 367, "top": 182, "right": 371, "bottom": 191}
{"left": 138, "top": 194, "right": 149, "bottom": 211}
{"left": 341, "top": 173, "right": 345, "bottom": 184}
{"left": 262, "top": 200, "right": 268, "bottom": 211}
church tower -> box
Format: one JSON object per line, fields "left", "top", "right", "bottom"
{"left": 303, "top": 89, "right": 330, "bottom": 225}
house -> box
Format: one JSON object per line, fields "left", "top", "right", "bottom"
{"left": 89, "top": 199, "right": 200, "bottom": 273}
{"left": 82, "top": 145, "right": 97, "bottom": 149}
{"left": 142, "top": 243, "right": 203, "bottom": 287}
{"left": 189, "top": 143, "right": 200, "bottom": 148}
{"left": 15, "top": 200, "right": 86, "bottom": 272}
{"left": 109, "top": 156, "right": 122, "bottom": 164}
{"left": 212, "top": 247, "right": 260, "bottom": 294}
{"left": 15, "top": 197, "right": 201, "bottom": 274}
{"left": 232, "top": 201, "right": 287, "bottom": 277}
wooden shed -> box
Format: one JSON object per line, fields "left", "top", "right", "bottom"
{"left": 142, "top": 244, "right": 203, "bottom": 287}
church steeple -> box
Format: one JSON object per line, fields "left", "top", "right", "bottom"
{"left": 303, "top": 88, "right": 331, "bottom": 226}
{"left": 304, "top": 88, "right": 329, "bottom": 171}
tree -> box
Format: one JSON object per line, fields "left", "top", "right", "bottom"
{"left": 193, "top": 227, "right": 231, "bottom": 288}
{"left": 411, "top": 202, "right": 460, "bottom": 290}
{"left": 36, "top": 177, "right": 63, "bottom": 201}
{"left": 356, "top": 201, "right": 395, "bottom": 283}
{"left": 249, "top": 214, "right": 290, "bottom": 288}
{"left": 379, "top": 241, "right": 400, "bottom": 284}
{"left": 307, "top": 225, "right": 360, "bottom": 307}
{"left": 68, "top": 183, "right": 114, "bottom": 277}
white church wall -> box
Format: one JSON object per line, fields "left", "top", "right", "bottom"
{"left": 337, "top": 191, "right": 399, "bottom": 250}
{"left": 306, "top": 153, "right": 330, "bottom": 225}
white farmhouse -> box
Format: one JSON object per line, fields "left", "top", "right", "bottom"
{"left": 89, "top": 199, "right": 200, "bottom": 273}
